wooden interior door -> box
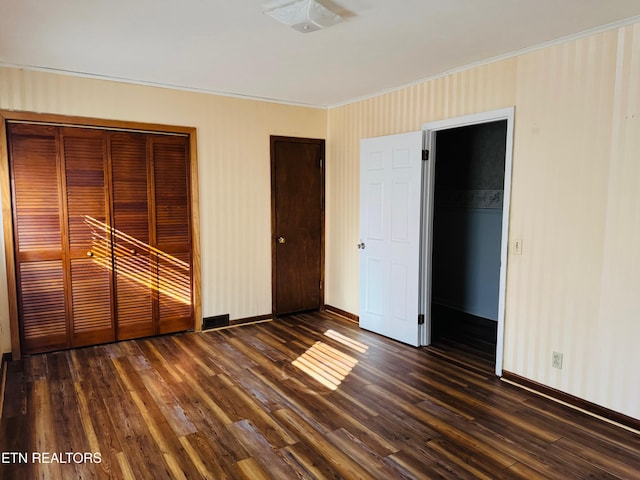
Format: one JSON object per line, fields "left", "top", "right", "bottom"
{"left": 271, "top": 136, "right": 324, "bottom": 315}
{"left": 61, "top": 127, "right": 115, "bottom": 348}
{"left": 7, "top": 120, "right": 195, "bottom": 355}
{"left": 9, "top": 124, "right": 116, "bottom": 353}
{"left": 151, "top": 135, "right": 193, "bottom": 333}
{"left": 8, "top": 123, "right": 68, "bottom": 354}
{"left": 109, "top": 132, "right": 155, "bottom": 340}
{"left": 109, "top": 132, "right": 193, "bottom": 339}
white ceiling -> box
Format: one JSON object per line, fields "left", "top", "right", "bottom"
{"left": 1, "top": 0, "right": 640, "bottom": 107}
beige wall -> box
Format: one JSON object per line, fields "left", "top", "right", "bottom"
{"left": 326, "top": 23, "right": 640, "bottom": 420}
{"left": 0, "top": 67, "right": 327, "bottom": 354}
{"left": 326, "top": 59, "right": 518, "bottom": 313}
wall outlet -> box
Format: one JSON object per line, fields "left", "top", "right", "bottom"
{"left": 552, "top": 351, "right": 563, "bottom": 369}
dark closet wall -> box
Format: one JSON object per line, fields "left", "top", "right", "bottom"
{"left": 432, "top": 120, "right": 506, "bottom": 321}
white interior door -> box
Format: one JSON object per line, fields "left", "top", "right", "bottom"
{"left": 359, "top": 131, "right": 424, "bottom": 346}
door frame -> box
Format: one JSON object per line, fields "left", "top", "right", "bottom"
{"left": 0, "top": 110, "right": 201, "bottom": 359}
{"left": 422, "top": 107, "right": 514, "bottom": 376}
{"left": 270, "top": 135, "right": 325, "bottom": 316}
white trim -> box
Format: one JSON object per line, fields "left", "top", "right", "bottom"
{"left": 500, "top": 378, "right": 640, "bottom": 436}
{"left": 330, "top": 15, "right": 640, "bottom": 109}
{"left": 418, "top": 130, "right": 429, "bottom": 346}
{"left": 0, "top": 62, "right": 327, "bottom": 110}
{"left": 3, "top": 15, "right": 638, "bottom": 110}
{"left": 421, "top": 107, "right": 515, "bottom": 377}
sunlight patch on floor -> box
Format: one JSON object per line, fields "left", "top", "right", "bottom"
{"left": 292, "top": 341, "right": 359, "bottom": 391}
{"left": 324, "top": 329, "right": 369, "bottom": 353}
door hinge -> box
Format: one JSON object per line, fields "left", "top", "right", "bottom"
{"left": 418, "top": 314, "right": 425, "bottom": 325}
{"left": 320, "top": 158, "right": 323, "bottom": 168}
{"left": 422, "top": 149, "right": 429, "bottom": 161}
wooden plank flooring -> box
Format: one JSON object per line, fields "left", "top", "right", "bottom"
{"left": 1, "top": 311, "right": 639, "bottom": 479}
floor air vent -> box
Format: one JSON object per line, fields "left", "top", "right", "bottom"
{"left": 202, "top": 314, "right": 230, "bottom": 330}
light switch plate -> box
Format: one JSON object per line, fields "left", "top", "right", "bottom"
{"left": 513, "top": 239, "right": 522, "bottom": 255}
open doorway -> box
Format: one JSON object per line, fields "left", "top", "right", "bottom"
{"left": 430, "top": 121, "right": 506, "bottom": 365}
{"left": 422, "top": 108, "right": 514, "bottom": 376}
{"left": 357, "top": 109, "right": 513, "bottom": 374}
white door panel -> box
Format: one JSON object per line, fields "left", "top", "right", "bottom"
{"left": 359, "top": 131, "right": 423, "bottom": 346}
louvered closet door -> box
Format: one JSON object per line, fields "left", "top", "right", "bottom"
{"left": 8, "top": 124, "right": 68, "bottom": 354}
{"left": 109, "top": 132, "right": 155, "bottom": 340}
{"left": 8, "top": 123, "right": 193, "bottom": 354}
{"left": 151, "top": 136, "right": 193, "bottom": 333}
{"left": 61, "top": 127, "right": 115, "bottom": 347}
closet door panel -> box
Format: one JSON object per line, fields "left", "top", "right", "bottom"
{"left": 19, "top": 262, "right": 67, "bottom": 352}
{"left": 110, "top": 132, "right": 154, "bottom": 339}
{"left": 10, "top": 124, "right": 63, "bottom": 257}
{"left": 113, "top": 254, "right": 154, "bottom": 339}
{"left": 157, "top": 251, "right": 192, "bottom": 333}
{"left": 153, "top": 136, "right": 190, "bottom": 248}
{"left": 69, "top": 259, "right": 114, "bottom": 345}
{"left": 152, "top": 136, "right": 193, "bottom": 333}
{"left": 63, "top": 129, "right": 109, "bottom": 250}
{"left": 61, "top": 128, "right": 115, "bottom": 347}
{"left": 110, "top": 132, "right": 151, "bottom": 243}
{"left": 8, "top": 124, "right": 68, "bottom": 353}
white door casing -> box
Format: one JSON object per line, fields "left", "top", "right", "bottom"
{"left": 359, "top": 131, "right": 424, "bottom": 346}
{"left": 423, "top": 107, "right": 515, "bottom": 376}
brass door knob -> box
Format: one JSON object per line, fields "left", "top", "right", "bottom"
{"left": 278, "top": 236, "right": 286, "bottom": 244}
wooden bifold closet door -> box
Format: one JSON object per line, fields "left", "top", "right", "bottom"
{"left": 7, "top": 122, "right": 193, "bottom": 354}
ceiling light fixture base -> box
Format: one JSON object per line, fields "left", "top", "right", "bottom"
{"left": 264, "top": 0, "right": 343, "bottom": 33}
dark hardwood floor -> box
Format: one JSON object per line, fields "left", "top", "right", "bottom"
{"left": 430, "top": 304, "right": 497, "bottom": 373}
{"left": 1, "top": 311, "right": 639, "bottom": 479}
